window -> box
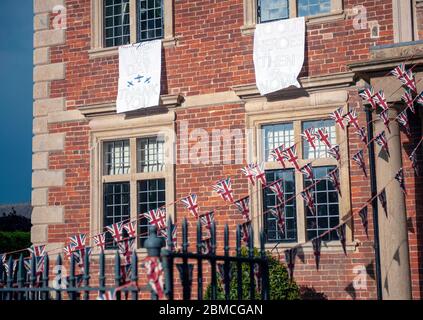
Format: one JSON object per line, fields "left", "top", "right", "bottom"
{"left": 104, "top": 0, "right": 131, "bottom": 47}
{"left": 101, "top": 135, "right": 170, "bottom": 249}
{"left": 137, "top": 0, "right": 164, "bottom": 42}
{"left": 297, "top": 0, "right": 331, "bottom": 17}
{"left": 258, "top": 0, "right": 289, "bottom": 23}
{"left": 258, "top": 117, "right": 347, "bottom": 246}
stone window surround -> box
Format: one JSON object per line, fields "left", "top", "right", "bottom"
{"left": 89, "top": 0, "right": 176, "bottom": 59}
{"left": 90, "top": 112, "right": 175, "bottom": 255}
{"left": 246, "top": 102, "right": 353, "bottom": 252}
{"left": 242, "top": 0, "right": 344, "bottom": 35}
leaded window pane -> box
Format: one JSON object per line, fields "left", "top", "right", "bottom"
{"left": 137, "top": 0, "right": 164, "bottom": 42}
{"left": 104, "top": 140, "right": 130, "bottom": 175}
{"left": 263, "top": 123, "right": 295, "bottom": 162}
{"left": 302, "top": 119, "right": 336, "bottom": 159}
{"left": 104, "top": 0, "right": 131, "bottom": 47}
{"left": 259, "top": 0, "right": 289, "bottom": 23}
{"left": 137, "top": 137, "right": 165, "bottom": 173}
{"left": 297, "top": 0, "right": 331, "bottom": 17}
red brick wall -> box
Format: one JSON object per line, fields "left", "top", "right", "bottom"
{"left": 39, "top": 0, "right": 423, "bottom": 299}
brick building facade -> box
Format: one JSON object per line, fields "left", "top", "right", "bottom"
{"left": 32, "top": 0, "right": 423, "bottom": 299}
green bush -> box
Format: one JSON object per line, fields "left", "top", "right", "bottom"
{"left": 0, "top": 231, "right": 31, "bottom": 257}
{"left": 205, "top": 248, "right": 300, "bottom": 300}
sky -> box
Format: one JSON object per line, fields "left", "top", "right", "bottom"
{"left": 0, "top": 1, "right": 33, "bottom": 204}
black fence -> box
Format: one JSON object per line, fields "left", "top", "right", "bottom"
{"left": 0, "top": 218, "right": 270, "bottom": 300}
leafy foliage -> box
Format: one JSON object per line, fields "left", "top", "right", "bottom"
{"left": 205, "top": 247, "right": 300, "bottom": 300}
{"left": 0, "top": 231, "right": 31, "bottom": 256}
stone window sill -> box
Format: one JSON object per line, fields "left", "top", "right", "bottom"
{"left": 88, "top": 37, "right": 178, "bottom": 59}
{"left": 265, "top": 240, "right": 359, "bottom": 253}
{"left": 241, "top": 10, "right": 346, "bottom": 36}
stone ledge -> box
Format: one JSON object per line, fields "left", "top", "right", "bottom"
{"left": 34, "top": 0, "right": 65, "bottom": 14}
{"left": 32, "top": 206, "right": 64, "bottom": 224}
{"left": 33, "top": 133, "right": 66, "bottom": 152}
{"left": 34, "top": 97, "right": 66, "bottom": 117}
{"left": 32, "top": 170, "right": 65, "bottom": 188}
{"left": 31, "top": 224, "right": 48, "bottom": 244}
{"left": 34, "top": 29, "right": 66, "bottom": 48}
{"left": 34, "top": 63, "right": 66, "bottom": 82}
{"left": 48, "top": 109, "right": 85, "bottom": 124}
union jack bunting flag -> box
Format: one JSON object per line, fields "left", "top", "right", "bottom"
{"left": 234, "top": 197, "right": 250, "bottom": 222}
{"left": 199, "top": 211, "right": 215, "bottom": 230}
{"left": 359, "top": 206, "right": 369, "bottom": 238}
{"left": 253, "top": 162, "right": 267, "bottom": 186}
{"left": 241, "top": 163, "right": 257, "bottom": 186}
{"left": 328, "top": 168, "right": 341, "bottom": 195}
{"left": 284, "top": 247, "right": 297, "bottom": 280}
{"left": 396, "top": 110, "right": 411, "bottom": 136}
{"left": 301, "top": 128, "right": 317, "bottom": 150}
{"left": 352, "top": 150, "right": 367, "bottom": 177}
{"left": 181, "top": 194, "right": 200, "bottom": 218}
{"left": 213, "top": 178, "right": 234, "bottom": 203}
{"left": 143, "top": 207, "right": 167, "bottom": 230}
{"left": 254, "top": 263, "right": 262, "bottom": 292}
{"left": 418, "top": 92, "right": 423, "bottom": 106}
{"left": 379, "top": 109, "right": 391, "bottom": 133}
{"left": 395, "top": 168, "right": 406, "bottom": 195}
{"left": 312, "top": 237, "right": 322, "bottom": 270}
{"left": 283, "top": 144, "right": 301, "bottom": 171}
{"left": 402, "top": 90, "right": 415, "bottom": 113}
{"left": 97, "top": 289, "right": 117, "bottom": 300}
{"left": 73, "top": 247, "right": 92, "bottom": 267}
{"left": 118, "top": 238, "right": 136, "bottom": 265}
{"left": 123, "top": 221, "right": 137, "bottom": 239}
{"left": 345, "top": 108, "right": 360, "bottom": 130}
{"left": 357, "top": 127, "right": 368, "bottom": 145}
{"left": 269, "top": 206, "right": 285, "bottom": 234}
{"left": 63, "top": 245, "right": 73, "bottom": 260}
{"left": 270, "top": 145, "right": 287, "bottom": 167}
{"left": 28, "top": 245, "right": 46, "bottom": 258}
{"left": 159, "top": 224, "right": 178, "bottom": 250}
{"left": 378, "top": 189, "right": 388, "bottom": 217}
{"left": 268, "top": 180, "right": 284, "bottom": 203}
{"left": 316, "top": 128, "right": 332, "bottom": 149}
{"left": 200, "top": 238, "right": 213, "bottom": 255}
{"left": 391, "top": 63, "right": 417, "bottom": 93}
{"left": 143, "top": 257, "right": 165, "bottom": 300}
{"left": 300, "top": 163, "right": 314, "bottom": 180}
{"left": 336, "top": 224, "right": 347, "bottom": 256}
{"left": 120, "top": 264, "right": 133, "bottom": 285}
{"left": 301, "top": 189, "right": 316, "bottom": 216}
{"left": 93, "top": 233, "right": 106, "bottom": 251}
{"left": 241, "top": 221, "right": 251, "bottom": 245}
{"left": 217, "top": 263, "right": 233, "bottom": 285}
{"left": 328, "top": 145, "right": 341, "bottom": 162}
{"left": 69, "top": 234, "right": 87, "bottom": 252}
{"left": 410, "top": 149, "right": 419, "bottom": 175}
{"left": 105, "top": 222, "right": 125, "bottom": 243}
{"left": 329, "top": 107, "right": 346, "bottom": 131}
{"left": 359, "top": 86, "right": 378, "bottom": 110}
{"left": 375, "top": 131, "right": 390, "bottom": 157}
{"left": 373, "top": 90, "right": 389, "bottom": 111}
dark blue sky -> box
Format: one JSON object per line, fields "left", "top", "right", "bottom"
{"left": 0, "top": 1, "right": 33, "bottom": 204}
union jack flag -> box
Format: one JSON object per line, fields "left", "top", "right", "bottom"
{"left": 373, "top": 90, "right": 389, "bottom": 111}
{"left": 123, "top": 221, "right": 137, "bottom": 239}
{"left": 378, "top": 189, "right": 388, "bottom": 216}
{"left": 143, "top": 207, "right": 167, "bottom": 230}
{"left": 375, "top": 131, "right": 390, "bottom": 157}
{"left": 284, "top": 247, "right": 297, "bottom": 280}
{"left": 328, "top": 168, "right": 341, "bottom": 195}
{"left": 270, "top": 145, "right": 287, "bottom": 167}
{"left": 234, "top": 197, "right": 250, "bottom": 222}
{"left": 312, "top": 237, "right": 322, "bottom": 270}
{"left": 316, "top": 128, "right": 332, "bottom": 149}
{"left": 336, "top": 224, "right": 347, "bottom": 256}
{"left": 28, "top": 245, "right": 46, "bottom": 258}
{"left": 417, "top": 92, "right": 423, "bottom": 106}
{"left": 69, "top": 234, "right": 86, "bottom": 252}
{"left": 120, "top": 264, "right": 133, "bottom": 285}
{"left": 213, "top": 178, "right": 234, "bottom": 203}
{"left": 329, "top": 107, "right": 346, "bottom": 131}
{"left": 217, "top": 263, "right": 233, "bottom": 285}
{"left": 63, "top": 245, "right": 73, "bottom": 260}
{"left": 143, "top": 257, "right": 165, "bottom": 300}
{"left": 1, "top": 255, "right": 16, "bottom": 276}
{"left": 240, "top": 221, "right": 251, "bottom": 245}
{"left": 200, "top": 238, "right": 213, "bottom": 255}
{"left": 106, "top": 222, "right": 125, "bottom": 242}
{"left": 73, "top": 247, "right": 92, "bottom": 267}
{"left": 345, "top": 108, "right": 360, "bottom": 130}
{"left": 254, "top": 263, "right": 262, "bottom": 292}
{"left": 118, "top": 238, "right": 136, "bottom": 265}
{"left": 357, "top": 127, "right": 368, "bottom": 145}
{"left": 359, "top": 206, "right": 369, "bottom": 238}
{"left": 301, "top": 128, "right": 318, "bottom": 150}
{"left": 181, "top": 194, "right": 200, "bottom": 219}
{"left": 301, "top": 189, "right": 316, "bottom": 216}
{"left": 396, "top": 110, "right": 411, "bottom": 136}
{"left": 359, "top": 86, "right": 378, "bottom": 110}
{"left": 300, "top": 163, "right": 314, "bottom": 180}
{"left": 379, "top": 109, "right": 391, "bottom": 133}
{"left": 97, "top": 289, "right": 117, "bottom": 300}
{"left": 402, "top": 89, "right": 415, "bottom": 114}
{"left": 159, "top": 224, "right": 178, "bottom": 250}
{"left": 93, "top": 233, "right": 106, "bottom": 251}
{"left": 269, "top": 205, "right": 285, "bottom": 234}
{"left": 199, "top": 211, "right": 215, "bottom": 230}
{"left": 268, "top": 180, "right": 284, "bottom": 203}
{"left": 391, "top": 63, "right": 417, "bottom": 93}
{"left": 328, "top": 145, "right": 341, "bottom": 162}
{"left": 241, "top": 163, "right": 257, "bottom": 185}
{"left": 283, "top": 144, "right": 301, "bottom": 171}
{"left": 395, "top": 168, "right": 406, "bottom": 195}
{"left": 352, "top": 150, "right": 367, "bottom": 177}
{"left": 253, "top": 162, "right": 267, "bottom": 186}
{"left": 410, "top": 149, "right": 419, "bottom": 176}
